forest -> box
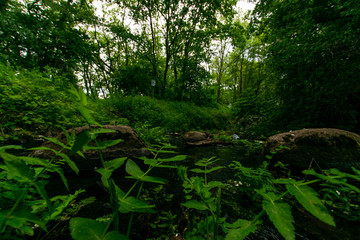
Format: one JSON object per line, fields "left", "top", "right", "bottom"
{"left": 0, "top": 0, "right": 360, "bottom": 239}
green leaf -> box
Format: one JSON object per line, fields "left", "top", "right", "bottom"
{"left": 78, "top": 105, "right": 99, "bottom": 126}
{"left": 190, "top": 168, "right": 206, "bottom": 173}
{"left": 181, "top": 200, "right": 208, "bottom": 210}
{"left": 70, "top": 217, "right": 105, "bottom": 240}
{"left": 104, "top": 157, "right": 127, "bottom": 170}
{"left": 0, "top": 145, "right": 23, "bottom": 151}
{"left": 127, "top": 175, "right": 167, "bottom": 184}
{"left": 91, "top": 128, "right": 116, "bottom": 134}
{"left": 286, "top": 184, "right": 335, "bottom": 226}
{"left": 225, "top": 219, "right": 258, "bottom": 240}
{"left": 125, "top": 159, "right": 144, "bottom": 179}
{"left": 48, "top": 190, "right": 85, "bottom": 220}
{"left": 104, "top": 231, "right": 129, "bottom": 240}
{"left": 33, "top": 182, "right": 52, "bottom": 211}
{"left": 157, "top": 155, "right": 187, "bottom": 162}
{"left": 118, "top": 197, "right": 155, "bottom": 213}
{"left": 0, "top": 151, "right": 35, "bottom": 182}
{"left": 95, "top": 139, "right": 123, "bottom": 150}
{"left": 53, "top": 167, "right": 69, "bottom": 190}
{"left": 43, "top": 137, "right": 67, "bottom": 149}
{"left": 205, "top": 166, "right": 225, "bottom": 173}
{"left": 263, "top": 200, "right": 295, "bottom": 240}
{"left": 70, "top": 130, "right": 93, "bottom": 155}
{"left": 57, "top": 152, "right": 79, "bottom": 175}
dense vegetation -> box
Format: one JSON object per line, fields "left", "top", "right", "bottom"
{"left": 1, "top": 0, "right": 360, "bottom": 239}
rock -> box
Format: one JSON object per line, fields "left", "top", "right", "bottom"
{"left": 183, "top": 131, "right": 222, "bottom": 146}
{"left": 263, "top": 128, "right": 360, "bottom": 174}
{"left": 30, "top": 125, "right": 153, "bottom": 172}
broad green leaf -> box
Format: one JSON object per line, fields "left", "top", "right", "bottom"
{"left": 205, "top": 166, "right": 225, "bottom": 173}
{"left": 157, "top": 155, "right": 187, "bottom": 162}
{"left": 118, "top": 197, "right": 155, "bottom": 213}
{"left": 91, "top": 128, "right": 116, "bottom": 135}
{"left": 206, "top": 181, "right": 224, "bottom": 190}
{"left": 190, "top": 168, "right": 205, "bottom": 173}
{"left": 96, "top": 168, "right": 113, "bottom": 188}
{"left": 104, "top": 157, "right": 126, "bottom": 170}
{"left": 48, "top": 190, "right": 85, "bottom": 220}
{"left": 181, "top": 200, "right": 208, "bottom": 210}
{"left": 0, "top": 152, "right": 35, "bottom": 182}
{"left": 127, "top": 175, "right": 167, "bottom": 184}
{"left": 143, "top": 158, "right": 158, "bottom": 166}
{"left": 97, "top": 139, "right": 123, "bottom": 149}
{"left": 70, "top": 130, "right": 93, "bottom": 155}
{"left": 125, "top": 159, "right": 144, "bottom": 179}
{"left": 0, "top": 145, "right": 23, "bottom": 151}
{"left": 105, "top": 231, "right": 129, "bottom": 240}
{"left": 263, "top": 200, "right": 295, "bottom": 240}
{"left": 53, "top": 167, "right": 69, "bottom": 190}
{"left": 57, "top": 152, "right": 79, "bottom": 175}
{"left": 286, "top": 184, "right": 335, "bottom": 226}
{"left": 33, "top": 182, "right": 52, "bottom": 211}
{"left": 2, "top": 206, "right": 47, "bottom": 232}
{"left": 43, "top": 137, "right": 67, "bottom": 149}
{"left": 70, "top": 217, "right": 105, "bottom": 240}
{"left": 225, "top": 219, "right": 257, "bottom": 240}
{"left": 78, "top": 105, "right": 99, "bottom": 126}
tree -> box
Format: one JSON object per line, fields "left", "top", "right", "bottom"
{"left": 0, "top": 0, "right": 95, "bottom": 82}
{"left": 252, "top": 0, "right": 360, "bottom": 130}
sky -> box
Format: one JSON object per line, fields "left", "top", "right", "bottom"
{"left": 93, "top": 1, "right": 256, "bottom": 19}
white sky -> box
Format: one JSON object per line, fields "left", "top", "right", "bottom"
{"left": 93, "top": 1, "right": 255, "bottom": 19}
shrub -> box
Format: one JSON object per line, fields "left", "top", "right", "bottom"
{"left": 0, "top": 64, "right": 83, "bottom": 141}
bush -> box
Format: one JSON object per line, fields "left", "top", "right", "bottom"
{"left": 0, "top": 64, "right": 83, "bottom": 141}
{"left": 101, "top": 95, "right": 232, "bottom": 133}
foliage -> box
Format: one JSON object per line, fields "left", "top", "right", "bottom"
{"left": 0, "top": 0, "right": 95, "bottom": 80}
{"left": 0, "top": 142, "right": 83, "bottom": 239}
{"left": 178, "top": 157, "right": 225, "bottom": 239}
{"left": 0, "top": 64, "right": 83, "bottom": 141}
{"left": 102, "top": 95, "right": 232, "bottom": 132}
{"left": 252, "top": 0, "right": 360, "bottom": 131}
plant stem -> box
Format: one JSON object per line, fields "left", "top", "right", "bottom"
{"left": 127, "top": 181, "right": 144, "bottom": 238}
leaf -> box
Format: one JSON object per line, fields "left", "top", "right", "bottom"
{"left": 70, "top": 217, "right": 105, "bottom": 240}
{"left": 57, "top": 152, "right": 79, "bottom": 175}
{"left": 0, "top": 145, "right": 23, "bottom": 151}
{"left": 33, "top": 182, "right": 52, "bottom": 211}
{"left": 48, "top": 190, "right": 85, "bottom": 220}
{"left": 286, "top": 184, "right": 335, "bottom": 226}
{"left": 127, "top": 175, "right": 167, "bottom": 184}
{"left": 77, "top": 105, "right": 99, "bottom": 126}
{"left": 205, "top": 166, "right": 225, "bottom": 173}
{"left": 53, "top": 167, "right": 69, "bottom": 190}
{"left": 0, "top": 151, "right": 35, "bottom": 182}
{"left": 181, "top": 200, "right": 208, "bottom": 210}
{"left": 125, "top": 159, "right": 144, "bottom": 179}
{"left": 2, "top": 206, "right": 47, "bottom": 232}
{"left": 95, "top": 139, "right": 123, "bottom": 150}
{"left": 70, "top": 130, "right": 93, "bottom": 155}
{"left": 225, "top": 219, "right": 258, "bottom": 240}
{"left": 190, "top": 168, "right": 206, "bottom": 173}
{"left": 157, "top": 155, "right": 187, "bottom": 162}
{"left": 263, "top": 200, "right": 295, "bottom": 240}
{"left": 43, "top": 137, "right": 67, "bottom": 149}
{"left": 104, "top": 157, "right": 127, "bottom": 170}
{"left": 91, "top": 128, "right": 116, "bottom": 135}
{"left": 105, "top": 231, "right": 129, "bottom": 240}
{"left": 118, "top": 197, "right": 155, "bottom": 213}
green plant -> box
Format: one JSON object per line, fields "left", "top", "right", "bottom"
{"left": 178, "top": 157, "right": 225, "bottom": 239}
{"left": 227, "top": 161, "right": 360, "bottom": 240}
{"left": 0, "top": 143, "right": 82, "bottom": 239}
{"left": 67, "top": 88, "right": 187, "bottom": 239}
